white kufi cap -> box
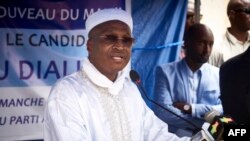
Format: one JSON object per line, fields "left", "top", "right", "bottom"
{"left": 85, "top": 8, "right": 133, "bottom": 34}
{"left": 188, "top": 0, "right": 195, "bottom": 12}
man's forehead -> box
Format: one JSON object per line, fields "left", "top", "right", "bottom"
{"left": 231, "top": 0, "right": 250, "bottom": 9}
{"left": 243, "top": 0, "right": 250, "bottom": 3}
{"left": 89, "top": 20, "right": 131, "bottom": 36}
{"left": 92, "top": 20, "right": 130, "bottom": 31}
{"left": 241, "top": 0, "right": 250, "bottom": 6}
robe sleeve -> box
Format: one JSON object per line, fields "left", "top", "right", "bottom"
{"left": 141, "top": 96, "right": 190, "bottom": 141}
{"left": 44, "top": 79, "right": 91, "bottom": 141}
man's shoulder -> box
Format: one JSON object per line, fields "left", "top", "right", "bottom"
{"left": 155, "top": 60, "right": 182, "bottom": 77}
{"left": 57, "top": 71, "right": 80, "bottom": 82}
{"left": 206, "top": 63, "right": 219, "bottom": 70}
{"left": 158, "top": 60, "right": 181, "bottom": 69}
{"left": 52, "top": 71, "right": 82, "bottom": 90}
{"left": 202, "top": 63, "right": 219, "bottom": 76}
{"left": 220, "top": 53, "right": 243, "bottom": 71}
{"left": 209, "top": 47, "right": 224, "bottom": 67}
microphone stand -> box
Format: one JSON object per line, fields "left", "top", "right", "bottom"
{"left": 130, "top": 70, "right": 201, "bottom": 133}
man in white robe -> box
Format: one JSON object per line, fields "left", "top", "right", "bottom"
{"left": 44, "top": 8, "right": 190, "bottom": 141}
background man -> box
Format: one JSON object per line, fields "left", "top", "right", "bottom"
{"left": 220, "top": 47, "right": 250, "bottom": 124}
{"left": 153, "top": 23, "right": 223, "bottom": 137}
{"left": 209, "top": 0, "right": 250, "bottom": 67}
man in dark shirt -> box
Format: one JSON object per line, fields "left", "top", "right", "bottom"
{"left": 220, "top": 47, "right": 250, "bottom": 124}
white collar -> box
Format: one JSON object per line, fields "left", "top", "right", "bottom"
{"left": 82, "top": 58, "right": 131, "bottom": 95}
{"left": 226, "top": 29, "right": 250, "bottom": 45}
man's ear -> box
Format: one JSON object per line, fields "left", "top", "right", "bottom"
{"left": 87, "top": 39, "right": 93, "bottom": 52}
{"left": 183, "top": 41, "right": 189, "bottom": 50}
{"left": 183, "top": 44, "right": 187, "bottom": 50}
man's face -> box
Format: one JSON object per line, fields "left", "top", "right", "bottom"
{"left": 185, "top": 12, "right": 196, "bottom": 31}
{"left": 187, "top": 28, "right": 214, "bottom": 64}
{"left": 87, "top": 20, "right": 133, "bottom": 81}
{"left": 230, "top": 2, "right": 250, "bottom": 31}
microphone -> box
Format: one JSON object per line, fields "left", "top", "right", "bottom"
{"left": 129, "top": 70, "right": 201, "bottom": 132}
{"left": 204, "top": 110, "right": 235, "bottom": 141}
{"left": 190, "top": 110, "right": 222, "bottom": 141}
{"left": 205, "top": 110, "right": 221, "bottom": 123}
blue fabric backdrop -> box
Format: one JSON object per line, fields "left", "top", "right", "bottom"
{"left": 131, "top": 0, "right": 187, "bottom": 107}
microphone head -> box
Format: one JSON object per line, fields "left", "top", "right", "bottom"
{"left": 204, "top": 110, "right": 221, "bottom": 123}
{"left": 129, "top": 70, "right": 140, "bottom": 84}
